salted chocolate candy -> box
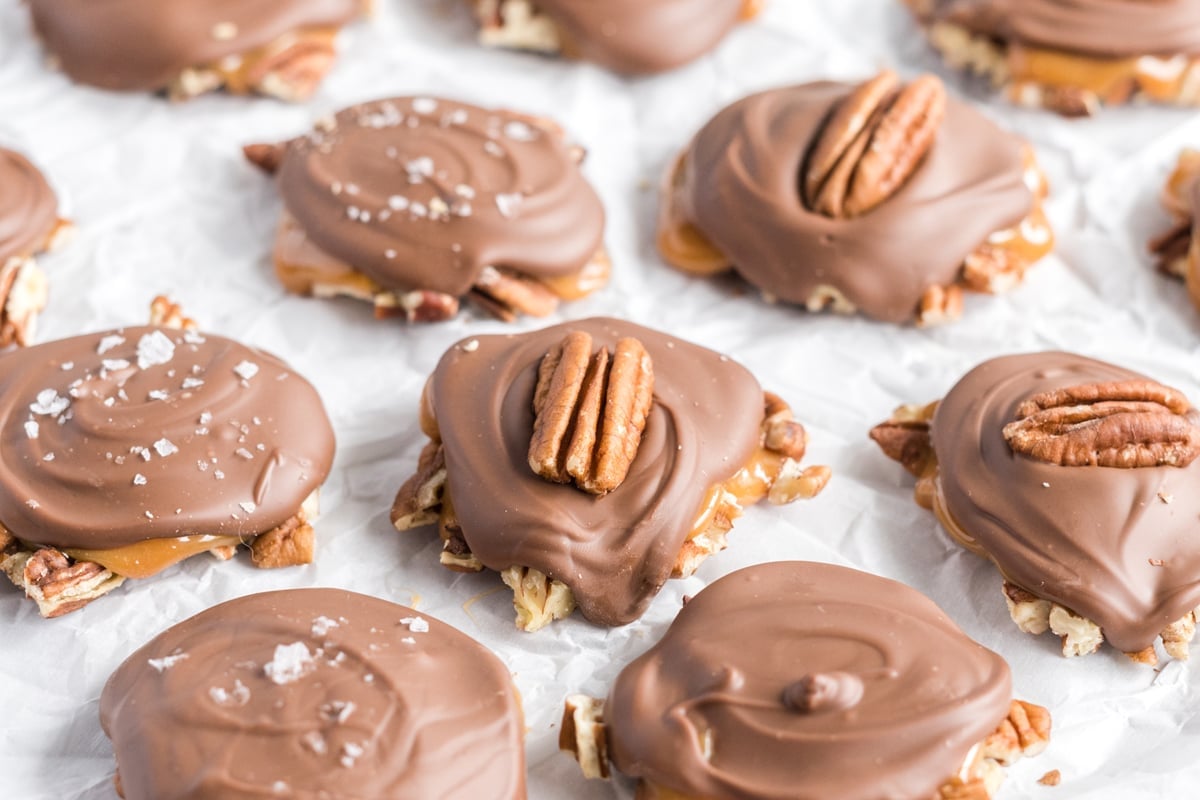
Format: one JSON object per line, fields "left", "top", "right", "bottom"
{"left": 391, "top": 318, "right": 830, "bottom": 631}
{"left": 0, "top": 147, "right": 67, "bottom": 348}
{"left": 28, "top": 0, "right": 366, "bottom": 101}
{"left": 560, "top": 561, "right": 1051, "bottom": 800}
{"left": 1152, "top": 148, "right": 1200, "bottom": 312}
{"left": 0, "top": 310, "right": 335, "bottom": 618}
{"left": 906, "top": 0, "right": 1200, "bottom": 116}
{"left": 101, "top": 588, "right": 526, "bottom": 800}
{"left": 871, "top": 352, "right": 1200, "bottom": 663}
{"left": 659, "top": 71, "right": 1054, "bottom": 326}
{"left": 469, "top": 0, "right": 761, "bottom": 74}
{"left": 245, "top": 96, "right": 609, "bottom": 323}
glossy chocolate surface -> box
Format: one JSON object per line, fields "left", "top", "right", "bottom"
{"left": 427, "top": 317, "right": 763, "bottom": 626}
{"left": 0, "top": 325, "right": 334, "bottom": 550}
{"left": 101, "top": 588, "right": 526, "bottom": 799}
{"left": 533, "top": 0, "right": 746, "bottom": 74}
{"left": 607, "top": 561, "right": 1012, "bottom": 799}
{"left": 922, "top": 0, "right": 1200, "bottom": 58}
{"left": 28, "top": 0, "right": 361, "bottom": 91}
{"left": 678, "top": 81, "right": 1034, "bottom": 323}
{"left": 0, "top": 147, "right": 58, "bottom": 265}
{"left": 934, "top": 352, "right": 1200, "bottom": 651}
{"left": 275, "top": 96, "right": 604, "bottom": 296}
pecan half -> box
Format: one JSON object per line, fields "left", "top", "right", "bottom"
{"left": 804, "top": 71, "right": 946, "bottom": 219}
{"left": 529, "top": 331, "right": 654, "bottom": 495}
{"left": 1003, "top": 380, "right": 1200, "bottom": 468}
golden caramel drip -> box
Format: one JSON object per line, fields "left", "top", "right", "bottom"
{"left": 657, "top": 153, "right": 732, "bottom": 276}
{"left": 1009, "top": 44, "right": 1193, "bottom": 102}
{"left": 215, "top": 27, "right": 339, "bottom": 94}
{"left": 66, "top": 535, "right": 242, "bottom": 579}
{"left": 273, "top": 211, "right": 607, "bottom": 303}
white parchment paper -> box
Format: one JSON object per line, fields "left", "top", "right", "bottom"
{"left": 2, "top": 1, "right": 1200, "bottom": 797}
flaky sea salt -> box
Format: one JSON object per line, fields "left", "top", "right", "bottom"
{"left": 30, "top": 389, "right": 69, "bottom": 416}
{"left": 96, "top": 334, "right": 125, "bottom": 355}
{"left": 412, "top": 97, "right": 437, "bottom": 114}
{"left": 399, "top": 616, "right": 429, "bottom": 633}
{"left": 154, "top": 438, "right": 179, "bottom": 457}
{"left": 311, "top": 616, "right": 340, "bottom": 637}
{"left": 147, "top": 652, "right": 188, "bottom": 672}
{"left": 182, "top": 377, "right": 204, "bottom": 389}
{"left": 234, "top": 361, "right": 259, "bottom": 380}
{"left": 263, "top": 642, "right": 316, "bottom": 685}
{"left": 24, "top": 421, "right": 38, "bottom": 439}
{"left": 133, "top": 474, "right": 147, "bottom": 486}
{"left": 495, "top": 192, "right": 522, "bottom": 218}
{"left": 239, "top": 501, "right": 256, "bottom": 514}
{"left": 102, "top": 358, "right": 130, "bottom": 371}
{"left": 137, "top": 331, "right": 176, "bottom": 369}
{"left": 340, "top": 742, "right": 365, "bottom": 768}
{"left": 208, "top": 679, "right": 251, "bottom": 707}
{"left": 321, "top": 700, "right": 356, "bottom": 724}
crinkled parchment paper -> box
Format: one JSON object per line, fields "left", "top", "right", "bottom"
{"left": 1, "top": 0, "right": 1199, "bottom": 797}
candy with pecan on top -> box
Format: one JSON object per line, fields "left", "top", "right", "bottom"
{"left": 659, "top": 71, "right": 1054, "bottom": 325}
{"left": 871, "top": 352, "right": 1200, "bottom": 663}
{"left": 392, "top": 318, "right": 829, "bottom": 631}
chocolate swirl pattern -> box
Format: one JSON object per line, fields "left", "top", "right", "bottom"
{"left": 28, "top": 0, "right": 362, "bottom": 91}
{"left": 606, "top": 561, "right": 1012, "bottom": 800}
{"left": 928, "top": 0, "right": 1200, "bottom": 58}
{"left": 0, "top": 325, "right": 334, "bottom": 550}
{"left": 678, "top": 82, "right": 1036, "bottom": 323}
{"left": 101, "top": 589, "right": 527, "bottom": 800}
{"left": 0, "top": 148, "right": 58, "bottom": 266}
{"left": 276, "top": 97, "right": 605, "bottom": 297}
{"left": 933, "top": 352, "right": 1200, "bottom": 652}
{"left": 530, "top": 0, "right": 748, "bottom": 74}
{"left": 427, "top": 318, "right": 763, "bottom": 626}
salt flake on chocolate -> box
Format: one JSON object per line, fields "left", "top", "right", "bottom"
{"left": 96, "top": 334, "right": 125, "bottom": 355}
{"left": 209, "top": 679, "right": 251, "bottom": 707}
{"left": 30, "top": 389, "right": 69, "bottom": 416}
{"left": 24, "top": 421, "right": 38, "bottom": 439}
{"left": 503, "top": 120, "right": 538, "bottom": 141}
{"left": 311, "top": 616, "right": 340, "bottom": 637}
{"left": 147, "top": 652, "right": 188, "bottom": 672}
{"left": 133, "top": 474, "right": 147, "bottom": 486}
{"left": 239, "top": 501, "right": 256, "bottom": 514}
{"left": 234, "top": 361, "right": 259, "bottom": 381}
{"left": 137, "top": 331, "right": 175, "bottom": 370}
{"left": 399, "top": 616, "right": 429, "bottom": 633}
{"left": 495, "top": 192, "right": 522, "bottom": 219}
{"left": 154, "top": 438, "right": 179, "bottom": 457}
{"left": 263, "top": 642, "right": 316, "bottom": 685}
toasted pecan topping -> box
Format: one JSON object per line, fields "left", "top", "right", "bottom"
{"left": 1003, "top": 380, "right": 1200, "bottom": 468}
{"left": 529, "top": 332, "right": 654, "bottom": 495}
{"left": 804, "top": 70, "right": 946, "bottom": 219}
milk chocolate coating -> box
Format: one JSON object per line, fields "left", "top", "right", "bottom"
{"left": 922, "top": 0, "right": 1200, "bottom": 58}
{"left": 28, "top": 0, "right": 361, "bottom": 92}
{"left": 101, "top": 588, "right": 526, "bottom": 800}
{"left": 531, "top": 0, "right": 746, "bottom": 74}
{"left": 607, "top": 561, "right": 1013, "bottom": 800}
{"left": 0, "top": 325, "right": 334, "bottom": 550}
{"left": 275, "top": 97, "right": 605, "bottom": 297}
{"left": 934, "top": 352, "right": 1200, "bottom": 652}
{"left": 679, "top": 81, "right": 1034, "bottom": 323}
{"left": 428, "top": 317, "right": 763, "bottom": 626}
{"left": 0, "top": 147, "right": 58, "bottom": 266}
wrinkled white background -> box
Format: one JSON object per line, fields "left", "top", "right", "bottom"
{"left": 2, "top": 1, "right": 1199, "bottom": 797}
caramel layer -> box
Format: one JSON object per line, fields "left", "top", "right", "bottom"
{"left": 66, "top": 535, "right": 242, "bottom": 579}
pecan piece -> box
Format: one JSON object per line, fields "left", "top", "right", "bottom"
{"left": 805, "top": 71, "right": 946, "bottom": 218}
{"left": 1003, "top": 380, "right": 1200, "bottom": 468}
{"left": 529, "top": 332, "right": 654, "bottom": 495}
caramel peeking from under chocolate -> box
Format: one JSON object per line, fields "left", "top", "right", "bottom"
{"left": 662, "top": 78, "right": 1051, "bottom": 323}
{"left": 529, "top": 332, "right": 654, "bottom": 495}
{"left": 933, "top": 352, "right": 1200, "bottom": 652}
